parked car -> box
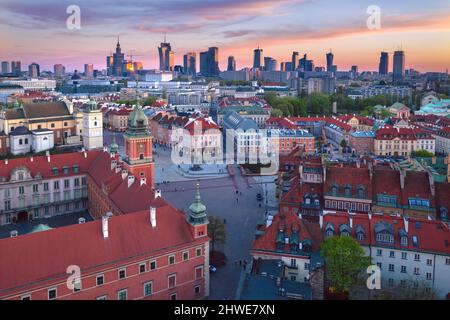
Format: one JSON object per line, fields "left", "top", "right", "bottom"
{"left": 256, "top": 193, "right": 263, "bottom": 201}
{"left": 209, "top": 265, "right": 217, "bottom": 273}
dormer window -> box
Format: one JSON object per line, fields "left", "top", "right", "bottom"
{"left": 331, "top": 184, "right": 338, "bottom": 196}
{"left": 63, "top": 166, "right": 69, "bottom": 174}
{"left": 357, "top": 232, "right": 365, "bottom": 241}
{"left": 52, "top": 167, "right": 59, "bottom": 175}
{"left": 344, "top": 185, "right": 352, "bottom": 197}
{"left": 376, "top": 232, "right": 394, "bottom": 244}
{"left": 357, "top": 186, "right": 365, "bottom": 198}
{"left": 73, "top": 165, "right": 79, "bottom": 173}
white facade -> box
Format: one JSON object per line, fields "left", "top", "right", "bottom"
{"left": 416, "top": 137, "right": 436, "bottom": 154}
{"left": 10, "top": 133, "right": 32, "bottom": 155}
{"left": 82, "top": 109, "right": 103, "bottom": 150}
{"left": 435, "top": 132, "right": 450, "bottom": 155}
{"left": 32, "top": 130, "right": 54, "bottom": 153}
{"left": 2, "top": 79, "right": 56, "bottom": 91}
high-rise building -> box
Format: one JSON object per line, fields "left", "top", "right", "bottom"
{"left": 183, "top": 52, "right": 197, "bottom": 75}
{"left": 264, "top": 57, "right": 277, "bottom": 71}
{"left": 227, "top": 56, "right": 236, "bottom": 71}
{"left": 106, "top": 55, "right": 114, "bottom": 76}
{"left": 393, "top": 50, "right": 405, "bottom": 82}
{"left": 84, "top": 63, "right": 94, "bottom": 78}
{"left": 200, "top": 47, "right": 219, "bottom": 77}
{"left": 158, "top": 36, "right": 174, "bottom": 71}
{"left": 28, "top": 63, "right": 40, "bottom": 78}
{"left": 11, "top": 61, "right": 21, "bottom": 76}
{"left": 54, "top": 64, "right": 65, "bottom": 77}
{"left": 326, "top": 51, "right": 334, "bottom": 72}
{"left": 351, "top": 65, "right": 358, "bottom": 73}
{"left": 285, "top": 62, "right": 292, "bottom": 72}
{"left": 378, "top": 52, "right": 389, "bottom": 75}
{"left": 1, "top": 61, "right": 10, "bottom": 74}
{"left": 253, "top": 47, "right": 263, "bottom": 70}
{"left": 280, "top": 62, "right": 286, "bottom": 72}
{"left": 291, "top": 51, "right": 299, "bottom": 71}
{"left": 299, "top": 54, "right": 314, "bottom": 72}
{"left": 112, "top": 37, "right": 125, "bottom": 76}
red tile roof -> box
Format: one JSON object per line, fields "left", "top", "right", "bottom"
{"left": 0, "top": 150, "right": 102, "bottom": 181}
{"left": 401, "top": 171, "right": 434, "bottom": 207}
{"left": 323, "top": 211, "right": 450, "bottom": 255}
{"left": 0, "top": 208, "right": 200, "bottom": 295}
{"left": 324, "top": 166, "right": 372, "bottom": 196}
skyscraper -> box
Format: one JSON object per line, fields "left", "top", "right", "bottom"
{"left": 158, "top": 36, "right": 174, "bottom": 71}
{"left": 84, "top": 64, "right": 94, "bottom": 78}
{"left": 264, "top": 57, "right": 277, "bottom": 71}
{"left": 183, "top": 52, "right": 197, "bottom": 75}
{"left": 299, "top": 54, "right": 313, "bottom": 72}
{"left": 227, "top": 56, "right": 236, "bottom": 71}
{"left": 28, "top": 63, "right": 40, "bottom": 78}
{"left": 106, "top": 55, "right": 114, "bottom": 76}
{"left": 393, "top": 50, "right": 405, "bottom": 81}
{"left": 54, "top": 64, "right": 65, "bottom": 77}
{"left": 326, "top": 51, "right": 334, "bottom": 72}
{"left": 378, "top": 52, "right": 389, "bottom": 75}
{"left": 112, "top": 37, "right": 125, "bottom": 76}
{"left": 253, "top": 47, "right": 263, "bottom": 70}
{"left": 200, "top": 47, "right": 220, "bottom": 77}
{"left": 1, "top": 61, "right": 10, "bottom": 74}
{"left": 280, "top": 62, "right": 286, "bottom": 72}
{"left": 11, "top": 61, "right": 21, "bottom": 76}
{"left": 291, "top": 52, "right": 299, "bottom": 71}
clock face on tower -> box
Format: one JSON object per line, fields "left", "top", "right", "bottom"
{"left": 139, "top": 143, "right": 144, "bottom": 152}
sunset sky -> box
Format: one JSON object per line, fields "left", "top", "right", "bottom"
{"left": 0, "top": 0, "right": 449, "bottom": 73}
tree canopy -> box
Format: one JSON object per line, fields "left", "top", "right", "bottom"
{"left": 207, "top": 216, "right": 227, "bottom": 255}
{"left": 321, "top": 236, "right": 371, "bottom": 293}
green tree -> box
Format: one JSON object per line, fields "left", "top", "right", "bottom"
{"left": 143, "top": 96, "right": 157, "bottom": 106}
{"left": 340, "top": 139, "right": 347, "bottom": 149}
{"left": 270, "top": 109, "right": 283, "bottom": 117}
{"left": 320, "top": 236, "right": 371, "bottom": 294}
{"left": 207, "top": 216, "right": 227, "bottom": 257}
{"left": 380, "top": 109, "right": 391, "bottom": 119}
{"left": 412, "top": 150, "right": 434, "bottom": 157}
{"left": 308, "top": 93, "right": 331, "bottom": 115}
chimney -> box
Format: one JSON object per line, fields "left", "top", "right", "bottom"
{"left": 298, "top": 213, "right": 302, "bottom": 220}
{"left": 121, "top": 169, "right": 128, "bottom": 180}
{"left": 10, "top": 230, "right": 18, "bottom": 238}
{"left": 46, "top": 150, "right": 50, "bottom": 163}
{"left": 403, "top": 215, "right": 409, "bottom": 233}
{"left": 30, "top": 156, "right": 34, "bottom": 162}
{"left": 83, "top": 151, "right": 87, "bottom": 158}
{"left": 4, "top": 159, "right": 8, "bottom": 165}
{"left": 155, "top": 189, "right": 162, "bottom": 198}
{"left": 368, "top": 211, "right": 372, "bottom": 220}
{"left": 78, "top": 217, "right": 86, "bottom": 224}
{"left": 319, "top": 212, "right": 324, "bottom": 229}
{"left": 349, "top": 213, "right": 353, "bottom": 229}
{"left": 102, "top": 215, "right": 109, "bottom": 238}
{"left": 111, "top": 160, "right": 117, "bottom": 171}
{"left": 103, "top": 146, "right": 108, "bottom": 152}
{"left": 400, "top": 171, "right": 405, "bottom": 189}
{"left": 150, "top": 206, "right": 156, "bottom": 228}
{"left": 140, "top": 177, "right": 146, "bottom": 186}
{"left": 115, "top": 164, "right": 122, "bottom": 174}
{"left": 127, "top": 175, "right": 135, "bottom": 188}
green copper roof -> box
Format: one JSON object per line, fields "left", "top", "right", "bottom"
{"left": 126, "top": 84, "right": 150, "bottom": 136}
{"left": 109, "top": 135, "right": 119, "bottom": 153}
{"left": 12, "top": 99, "right": 21, "bottom": 109}
{"left": 84, "top": 100, "right": 98, "bottom": 112}
{"left": 188, "top": 183, "right": 208, "bottom": 225}
{"left": 30, "top": 224, "right": 53, "bottom": 233}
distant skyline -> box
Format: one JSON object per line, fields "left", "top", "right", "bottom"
{"left": 0, "top": 0, "right": 449, "bottom": 72}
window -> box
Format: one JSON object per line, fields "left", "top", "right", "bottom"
{"left": 144, "top": 282, "right": 153, "bottom": 297}
{"left": 400, "top": 236, "right": 408, "bottom": 246}
{"left": 446, "top": 258, "right": 450, "bottom": 265}
{"left": 117, "top": 289, "right": 127, "bottom": 300}
{"left": 168, "top": 255, "right": 175, "bottom": 265}
{"left": 388, "top": 278, "right": 394, "bottom": 286}
{"left": 43, "top": 183, "right": 49, "bottom": 191}
{"left": 118, "top": 268, "right": 126, "bottom": 279}
{"left": 426, "top": 259, "right": 432, "bottom": 266}
{"left": 290, "top": 259, "right": 297, "bottom": 268}
{"left": 357, "top": 232, "right": 364, "bottom": 241}
{"left": 195, "top": 266, "right": 203, "bottom": 280}
{"left": 51, "top": 123, "right": 55, "bottom": 128}
{"left": 54, "top": 181, "right": 60, "bottom": 190}
{"left": 401, "top": 266, "right": 406, "bottom": 273}
{"left": 426, "top": 273, "right": 432, "bottom": 280}
{"left": 21, "top": 294, "right": 31, "bottom": 300}
{"left": 4, "top": 201, "right": 11, "bottom": 212}
{"left": 33, "top": 184, "right": 38, "bottom": 193}
{"left": 96, "top": 295, "right": 107, "bottom": 300}
{"left": 96, "top": 275, "right": 104, "bottom": 286}
{"left": 400, "top": 280, "right": 406, "bottom": 287}
{"left": 376, "top": 232, "right": 394, "bottom": 244}
{"left": 414, "top": 267, "right": 420, "bottom": 275}
{"left": 139, "top": 263, "right": 146, "bottom": 273}
{"left": 48, "top": 288, "right": 57, "bottom": 300}
{"left": 150, "top": 260, "right": 156, "bottom": 270}
{"left": 389, "top": 251, "right": 395, "bottom": 258}
{"left": 168, "top": 274, "right": 176, "bottom": 288}
{"left": 414, "top": 254, "right": 420, "bottom": 262}
{"left": 304, "top": 263, "right": 310, "bottom": 270}
{"left": 183, "top": 251, "right": 189, "bottom": 261}
{"left": 74, "top": 178, "right": 80, "bottom": 187}
{"left": 290, "top": 275, "right": 297, "bottom": 281}
{"left": 170, "top": 293, "right": 177, "bottom": 300}
{"left": 389, "top": 264, "right": 395, "bottom": 272}
{"left": 196, "top": 247, "right": 202, "bottom": 257}
{"left": 64, "top": 179, "right": 70, "bottom": 188}
{"left": 194, "top": 285, "right": 201, "bottom": 296}
{"left": 401, "top": 252, "right": 407, "bottom": 260}
{"left": 376, "top": 249, "right": 382, "bottom": 257}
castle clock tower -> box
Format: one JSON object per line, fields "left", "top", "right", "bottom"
{"left": 82, "top": 100, "right": 103, "bottom": 150}
{"left": 122, "top": 86, "right": 154, "bottom": 187}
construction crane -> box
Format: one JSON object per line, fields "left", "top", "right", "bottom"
{"left": 126, "top": 52, "right": 143, "bottom": 64}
